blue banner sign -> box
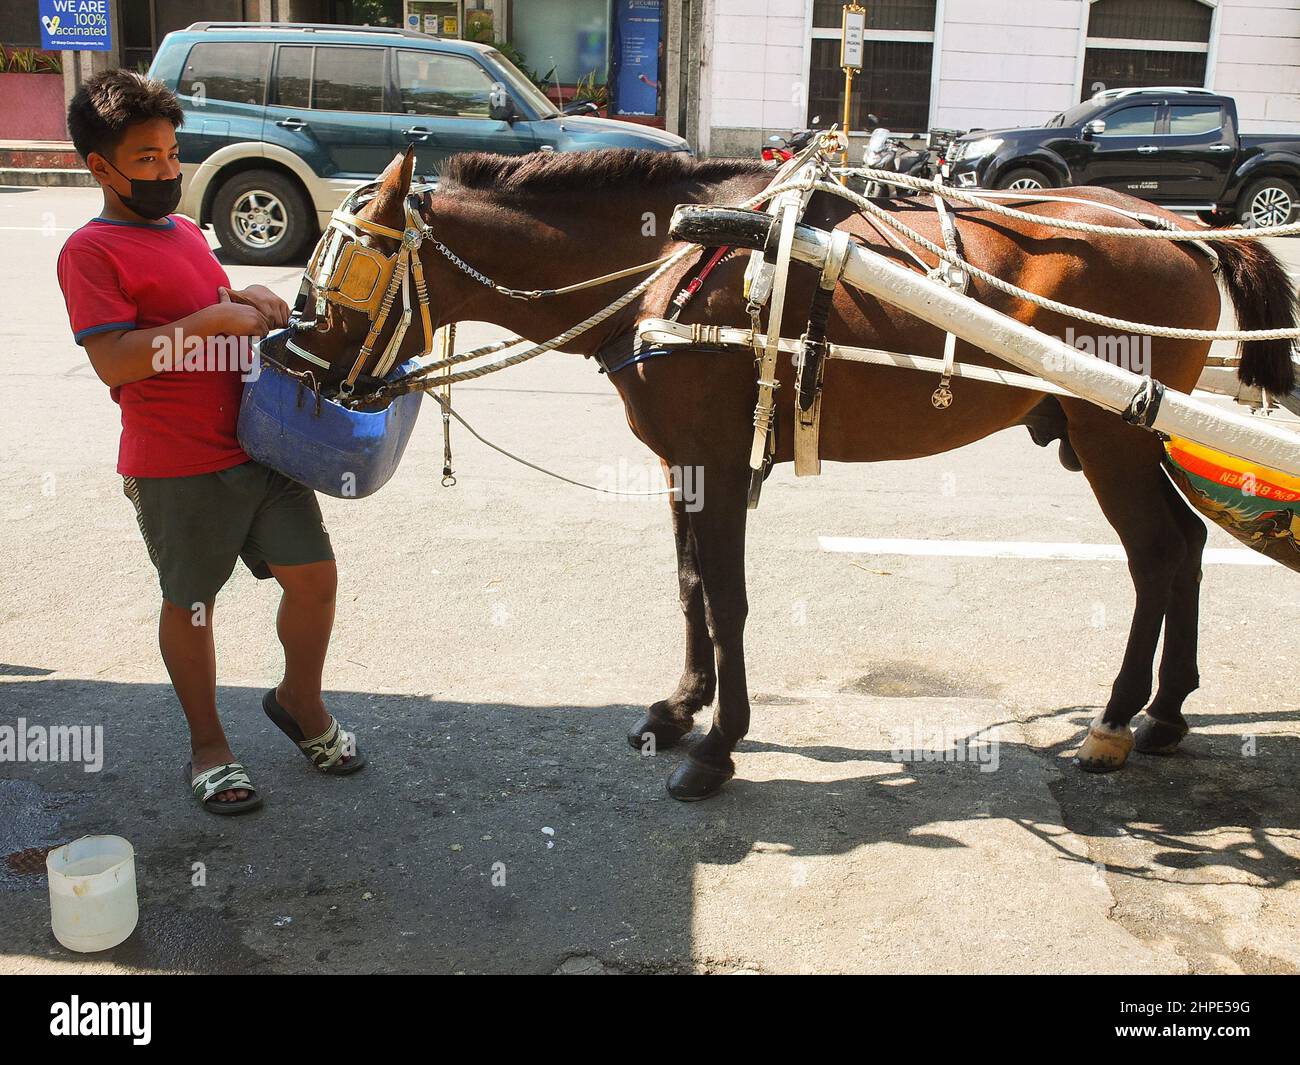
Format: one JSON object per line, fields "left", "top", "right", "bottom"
{"left": 39, "top": 0, "right": 112, "bottom": 51}
{"left": 611, "top": 0, "right": 662, "bottom": 117}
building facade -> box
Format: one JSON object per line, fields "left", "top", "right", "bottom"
{"left": 700, "top": 0, "right": 1300, "bottom": 158}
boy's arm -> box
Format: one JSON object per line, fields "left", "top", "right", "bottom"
{"left": 82, "top": 301, "right": 271, "bottom": 388}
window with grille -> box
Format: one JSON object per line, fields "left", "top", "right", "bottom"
{"left": 1082, "top": 0, "right": 1213, "bottom": 101}
{"left": 808, "top": 0, "right": 937, "bottom": 133}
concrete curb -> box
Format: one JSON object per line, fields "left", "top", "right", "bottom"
{"left": 0, "top": 168, "right": 96, "bottom": 188}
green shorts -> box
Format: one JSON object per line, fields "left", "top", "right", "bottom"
{"left": 122, "top": 460, "right": 334, "bottom": 608}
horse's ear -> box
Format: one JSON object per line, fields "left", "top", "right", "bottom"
{"left": 378, "top": 147, "right": 415, "bottom": 199}
{"left": 367, "top": 148, "right": 416, "bottom": 224}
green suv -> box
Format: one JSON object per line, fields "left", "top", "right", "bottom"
{"left": 148, "top": 21, "right": 691, "bottom": 265}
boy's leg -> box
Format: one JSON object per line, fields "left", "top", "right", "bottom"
{"left": 238, "top": 464, "right": 355, "bottom": 765}
{"left": 267, "top": 560, "right": 354, "bottom": 765}
{"left": 158, "top": 598, "right": 248, "bottom": 803}
{"left": 125, "top": 472, "right": 259, "bottom": 804}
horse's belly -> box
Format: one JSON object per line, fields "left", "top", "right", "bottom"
{"left": 779, "top": 357, "right": 1045, "bottom": 464}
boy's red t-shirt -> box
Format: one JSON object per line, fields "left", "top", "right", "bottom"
{"left": 56, "top": 214, "right": 250, "bottom": 478}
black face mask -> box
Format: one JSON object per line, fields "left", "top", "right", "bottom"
{"left": 104, "top": 158, "right": 182, "bottom": 220}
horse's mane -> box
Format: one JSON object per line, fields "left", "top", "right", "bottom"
{"left": 439, "top": 148, "right": 766, "bottom": 197}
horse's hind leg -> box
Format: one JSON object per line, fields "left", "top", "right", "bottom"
{"left": 1133, "top": 473, "right": 1206, "bottom": 754}
{"left": 1063, "top": 403, "right": 1193, "bottom": 771}
{"left": 627, "top": 479, "right": 717, "bottom": 751}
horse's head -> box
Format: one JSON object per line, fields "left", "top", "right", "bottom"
{"left": 260, "top": 147, "right": 435, "bottom": 395}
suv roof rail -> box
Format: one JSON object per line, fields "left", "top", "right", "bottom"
{"left": 184, "top": 21, "right": 438, "bottom": 39}
{"left": 1091, "top": 86, "right": 1216, "bottom": 101}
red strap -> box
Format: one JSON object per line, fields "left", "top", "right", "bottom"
{"left": 671, "top": 245, "right": 733, "bottom": 312}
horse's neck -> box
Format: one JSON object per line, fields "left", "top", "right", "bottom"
{"left": 427, "top": 182, "right": 755, "bottom": 351}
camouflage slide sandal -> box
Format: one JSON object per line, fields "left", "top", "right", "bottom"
{"left": 262, "top": 690, "right": 366, "bottom": 775}
{"left": 186, "top": 761, "right": 263, "bottom": 816}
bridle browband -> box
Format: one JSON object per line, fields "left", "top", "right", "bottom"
{"left": 284, "top": 177, "right": 678, "bottom": 395}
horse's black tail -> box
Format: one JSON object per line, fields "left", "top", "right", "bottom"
{"left": 1214, "top": 236, "right": 1297, "bottom": 395}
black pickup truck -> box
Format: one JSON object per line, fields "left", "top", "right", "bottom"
{"left": 945, "top": 88, "right": 1300, "bottom": 226}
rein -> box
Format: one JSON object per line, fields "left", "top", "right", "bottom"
{"left": 286, "top": 178, "right": 676, "bottom": 393}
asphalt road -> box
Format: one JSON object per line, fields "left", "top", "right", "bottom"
{"left": 1, "top": 185, "right": 1298, "bottom": 974}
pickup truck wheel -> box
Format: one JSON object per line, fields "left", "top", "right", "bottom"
{"left": 1238, "top": 177, "right": 1297, "bottom": 229}
{"left": 212, "top": 169, "right": 314, "bottom": 266}
{"left": 996, "top": 168, "right": 1055, "bottom": 191}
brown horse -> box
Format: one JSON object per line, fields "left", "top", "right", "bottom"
{"left": 265, "top": 148, "right": 1297, "bottom": 800}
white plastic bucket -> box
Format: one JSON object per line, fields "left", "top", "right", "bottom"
{"left": 46, "top": 835, "right": 138, "bottom": 952}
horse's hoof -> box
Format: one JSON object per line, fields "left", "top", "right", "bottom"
{"left": 1074, "top": 721, "right": 1135, "bottom": 773}
{"left": 627, "top": 710, "right": 693, "bottom": 751}
{"left": 1133, "top": 713, "right": 1189, "bottom": 755}
{"left": 666, "top": 757, "right": 734, "bottom": 801}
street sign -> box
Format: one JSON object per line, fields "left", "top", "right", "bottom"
{"left": 841, "top": 4, "right": 866, "bottom": 72}
{"left": 38, "top": 0, "right": 112, "bottom": 51}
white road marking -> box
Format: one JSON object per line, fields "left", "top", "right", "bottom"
{"left": 818, "top": 536, "right": 1277, "bottom": 566}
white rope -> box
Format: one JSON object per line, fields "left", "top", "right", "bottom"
{"left": 378, "top": 244, "right": 699, "bottom": 394}
{"left": 372, "top": 179, "right": 802, "bottom": 398}
{"left": 755, "top": 176, "right": 1300, "bottom": 342}
{"left": 835, "top": 166, "right": 1300, "bottom": 240}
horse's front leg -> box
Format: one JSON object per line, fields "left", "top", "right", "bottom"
{"left": 627, "top": 469, "right": 716, "bottom": 751}
{"left": 665, "top": 464, "right": 751, "bottom": 801}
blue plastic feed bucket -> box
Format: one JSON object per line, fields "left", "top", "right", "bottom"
{"left": 237, "top": 351, "right": 423, "bottom": 499}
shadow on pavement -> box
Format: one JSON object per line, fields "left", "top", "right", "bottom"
{"left": 2, "top": 677, "right": 1298, "bottom": 972}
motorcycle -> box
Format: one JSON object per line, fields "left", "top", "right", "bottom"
{"left": 862, "top": 120, "right": 933, "bottom": 198}
{"left": 762, "top": 116, "right": 821, "bottom": 167}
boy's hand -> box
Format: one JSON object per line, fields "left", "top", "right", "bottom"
{"left": 220, "top": 285, "right": 290, "bottom": 330}
{"left": 213, "top": 291, "right": 271, "bottom": 337}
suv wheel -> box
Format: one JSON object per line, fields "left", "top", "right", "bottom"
{"left": 1238, "top": 177, "right": 1297, "bottom": 229}
{"left": 996, "top": 168, "right": 1054, "bottom": 191}
{"left": 212, "top": 169, "right": 314, "bottom": 265}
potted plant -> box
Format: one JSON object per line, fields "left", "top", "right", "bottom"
{"left": 0, "top": 46, "right": 69, "bottom": 141}
{"left": 567, "top": 72, "right": 609, "bottom": 118}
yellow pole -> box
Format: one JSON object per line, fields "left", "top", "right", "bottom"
{"left": 840, "top": 3, "right": 866, "bottom": 164}
{"left": 842, "top": 67, "right": 854, "bottom": 164}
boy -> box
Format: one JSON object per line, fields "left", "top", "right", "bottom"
{"left": 57, "top": 70, "right": 364, "bottom": 815}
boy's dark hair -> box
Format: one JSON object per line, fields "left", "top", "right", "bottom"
{"left": 67, "top": 69, "right": 184, "bottom": 162}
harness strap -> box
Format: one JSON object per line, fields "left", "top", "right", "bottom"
{"left": 632, "top": 317, "right": 1076, "bottom": 398}
{"left": 929, "top": 193, "right": 969, "bottom": 411}
{"left": 747, "top": 197, "right": 801, "bottom": 508}
{"left": 793, "top": 228, "right": 852, "bottom": 477}
{"left": 668, "top": 246, "right": 734, "bottom": 321}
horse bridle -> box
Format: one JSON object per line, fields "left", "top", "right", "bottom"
{"left": 285, "top": 179, "right": 440, "bottom": 394}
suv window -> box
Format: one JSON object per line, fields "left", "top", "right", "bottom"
{"left": 396, "top": 51, "right": 495, "bottom": 118}
{"left": 1100, "top": 105, "right": 1158, "bottom": 137}
{"left": 312, "top": 46, "right": 385, "bottom": 113}
{"left": 273, "top": 45, "right": 312, "bottom": 109}
{"left": 180, "top": 42, "right": 270, "bottom": 105}
{"left": 1168, "top": 104, "right": 1223, "bottom": 135}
